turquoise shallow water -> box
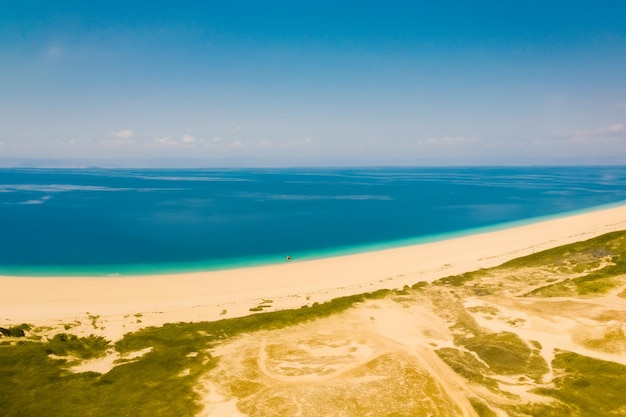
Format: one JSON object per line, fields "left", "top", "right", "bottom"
{"left": 1, "top": 166, "right": 626, "bottom": 276}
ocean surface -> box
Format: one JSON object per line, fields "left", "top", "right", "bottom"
{"left": 1, "top": 166, "right": 626, "bottom": 276}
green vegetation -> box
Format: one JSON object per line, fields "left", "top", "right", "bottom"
{"left": 527, "top": 273, "right": 626, "bottom": 297}
{"left": 467, "top": 305, "right": 499, "bottom": 316}
{"left": 394, "top": 284, "right": 412, "bottom": 295}
{"left": 506, "top": 402, "right": 578, "bottom": 417}
{"left": 0, "top": 323, "right": 31, "bottom": 338}
{"left": 437, "top": 331, "right": 548, "bottom": 389}
{"left": 435, "top": 269, "right": 489, "bottom": 287}
{"left": 411, "top": 281, "right": 428, "bottom": 290}
{"left": 249, "top": 299, "right": 274, "bottom": 312}
{"left": 503, "top": 231, "right": 626, "bottom": 297}
{"left": 0, "top": 289, "right": 391, "bottom": 417}
{"left": 469, "top": 398, "right": 498, "bottom": 417}
{"left": 46, "top": 333, "right": 110, "bottom": 360}
{"left": 458, "top": 332, "right": 548, "bottom": 380}
{"left": 500, "top": 231, "right": 626, "bottom": 270}
{"left": 88, "top": 314, "right": 101, "bottom": 329}
{"left": 535, "top": 351, "right": 626, "bottom": 417}
{"left": 0, "top": 338, "right": 206, "bottom": 417}
{"left": 435, "top": 347, "right": 498, "bottom": 389}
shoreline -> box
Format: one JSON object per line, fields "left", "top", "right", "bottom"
{"left": 3, "top": 200, "right": 625, "bottom": 278}
{"left": 2, "top": 203, "right": 626, "bottom": 340}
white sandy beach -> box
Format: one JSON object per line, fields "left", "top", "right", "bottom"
{"left": 2, "top": 204, "right": 626, "bottom": 341}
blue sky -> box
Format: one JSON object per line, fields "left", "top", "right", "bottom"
{"left": 1, "top": 1, "right": 626, "bottom": 166}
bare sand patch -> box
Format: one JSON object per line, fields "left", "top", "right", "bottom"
{"left": 205, "top": 299, "right": 479, "bottom": 417}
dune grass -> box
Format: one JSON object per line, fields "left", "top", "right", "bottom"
{"left": 506, "top": 230, "right": 626, "bottom": 297}
{"left": 0, "top": 290, "right": 391, "bottom": 417}
{"left": 456, "top": 331, "right": 548, "bottom": 381}
{"left": 533, "top": 351, "right": 626, "bottom": 417}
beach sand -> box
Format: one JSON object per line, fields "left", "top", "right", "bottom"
{"left": 2, "top": 204, "right": 626, "bottom": 341}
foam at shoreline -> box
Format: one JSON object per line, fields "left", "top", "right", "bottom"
{"left": 3, "top": 200, "right": 625, "bottom": 278}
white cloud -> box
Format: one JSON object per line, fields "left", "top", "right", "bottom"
{"left": 574, "top": 123, "right": 625, "bottom": 136}
{"left": 417, "top": 136, "right": 480, "bottom": 146}
{"left": 112, "top": 129, "right": 134, "bottom": 138}
{"left": 251, "top": 138, "right": 314, "bottom": 150}
{"left": 62, "top": 139, "right": 78, "bottom": 146}
{"left": 100, "top": 137, "right": 137, "bottom": 148}
{"left": 565, "top": 122, "right": 626, "bottom": 148}
{"left": 197, "top": 137, "right": 224, "bottom": 149}
{"left": 283, "top": 137, "right": 314, "bottom": 148}
{"left": 295, "top": 137, "right": 313, "bottom": 145}
{"left": 572, "top": 123, "right": 626, "bottom": 139}
{"left": 150, "top": 134, "right": 198, "bottom": 147}
{"left": 153, "top": 137, "right": 177, "bottom": 145}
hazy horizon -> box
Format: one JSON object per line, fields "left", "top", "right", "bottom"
{"left": 3, "top": 156, "right": 626, "bottom": 169}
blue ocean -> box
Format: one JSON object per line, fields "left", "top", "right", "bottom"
{"left": 1, "top": 166, "right": 625, "bottom": 276}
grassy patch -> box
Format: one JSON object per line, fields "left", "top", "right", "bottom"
{"left": 467, "top": 305, "right": 499, "bottom": 316}
{"left": 572, "top": 272, "right": 626, "bottom": 295}
{"left": 0, "top": 323, "right": 31, "bottom": 338}
{"left": 411, "top": 281, "right": 428, "bottom": 290}
{"left": 497, "top": 230, "right": 626, "bottom": 297}
{"left": 535, "top": 351, "right": 626, "bottom": 417}
{"left": 527, "top": 273, "right": 625, "bottom": 297}
{"left": 506, "top": 402, "right": 578, "bottom": 417}
{"left": 458, "top": 332, "right": 548, "bottom": 381}
{"left": 435, "top": 347, "right": 498, "bottom": 390}
{"left": 435, "top": 269, "right": 489, "bottom": 287}
{"left": 46, "top": 333, "right": 110, "bottom": 360}
{"left": 500, "top": 231, "right": 626, "bottom": 270}
{"left": 525, "top": 280, "right": 578, "bottom": 297}
{"left": 469, "top": 398, "right": 498, "bottom": 417}
{"left": 0, "top": 290, "right": 391, "bottom": 417}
